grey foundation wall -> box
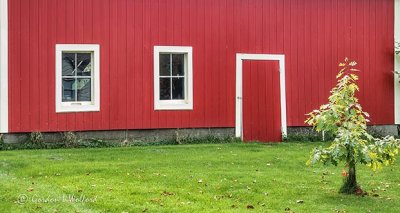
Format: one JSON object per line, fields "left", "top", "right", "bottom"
{"left": 1, "top": 125, "right": 398, "bottom": 144}
{"left": 287, "top": 125, "right": 399, "bottom": 139}
{"left": 1, "top": 128, "right": 235, "bottom": 144}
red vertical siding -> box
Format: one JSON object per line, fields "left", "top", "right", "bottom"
{"left": 243, "top": 60, "right": 281, "bottom": 142}
{"left": 8, "top": 0, "right": 395, "bottom": 133}
{"left": 38, "top": 0, "right": 49, "bottom": 130}
{"left": 9, "top": 0, "right": 21, "bottom": 132}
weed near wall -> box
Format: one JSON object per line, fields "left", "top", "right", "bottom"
{"left": 0, "top": 133, "right": 241, "bottom": 151}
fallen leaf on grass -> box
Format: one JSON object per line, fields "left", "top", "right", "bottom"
{"left": 27, "top": 187, "right": 34, "bottom": 192}
{"left": 161, "top": 191, "right": 174, "bottom": 196}
{"left": 246, "top": 204, "right": 254, "bottom": 209}
{"left": 214, "top": 195, "right": 222, "bottom": 200}
{"left": 150, "top": 198, "right": 161, "bottom": 203}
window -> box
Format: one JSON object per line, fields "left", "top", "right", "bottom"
{"left": 56, "top": 44, "right": 100, "bottom": 113}
{"left": 154, "top": 46, "right": 193, "bottom": 110}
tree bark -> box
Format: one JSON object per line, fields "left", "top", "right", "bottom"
{"left": 347, "top": 162, "right": 357, "bottom": 189}
{"left": 340, "top": 144, "right": 359, "bottom": 194}
{"left": 340, "top": 161, "right": 358, "bottom": 194}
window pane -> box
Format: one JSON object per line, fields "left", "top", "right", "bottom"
{"left": 160, "top": 54, "right": 171, "bottom": 76}
{"left": 160, "top": 78, "right": 171, "bottom": 100}
{"left": 172, "top": 78, "right": 185, "bottom": 99}
{"left": 172, "top": 54, "right": 184, "bottom": 76}
{"left": 62, "top": 78, "right": 76, "bottom": 102}
{"left": 62, "top": 53, "right": 75, "bottom": 76}
{"left": 77, "top": 79, "right": 92, "bottom": 101}
{"left": 77, "top": 53, "right": 92, "bottom": 76}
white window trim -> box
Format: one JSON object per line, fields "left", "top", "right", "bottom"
{"left": 0, "top": 0, "right": 8, "bottom": 133}
{"left": 395, "top": 0, "right": 400, "bottom": 124}
{"left": 235, "top": 53, "right": 287, "bottom": 139}
{"left": 154, "top": 46, "right": 193, "bottom": 110}
{"left": 55, "top": 44, "right": 100, "bottom": 113}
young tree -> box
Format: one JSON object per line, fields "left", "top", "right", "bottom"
{"left": 305, "top": 58, "right": 400, "bottom": 194}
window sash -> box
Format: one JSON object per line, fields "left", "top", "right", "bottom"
{"left": 154, "top": 46, "right": 193, "bottom": 110}
{"left": 56, "top": 44, "right": 100, "bottom": 113}
{"left": 61, "top": 52, "right": 94, "bottom": 103}
{"left": 159, "top": 53, "right": 186, "bottom": 101}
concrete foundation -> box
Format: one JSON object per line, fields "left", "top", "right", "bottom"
{"left": 367, "top": 125, "right": 399, "bottom": 137}
{"left": 287, "top": 125, "right": 399, "bottom": 139}
{"left": 1, "top": 128, "right": 235, "bottom": 144}
{"left": 1, "top": 125, "right": 398, "bottom": 144}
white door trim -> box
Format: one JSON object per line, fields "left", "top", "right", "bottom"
{"left": 0, "top": 0, "right": 8, "bottom": 133}
{"left": 395, "top": 0, "right": 400, "bottom": 124}
{"left": 235, "top": 53, "right": 287, "bottom": 139}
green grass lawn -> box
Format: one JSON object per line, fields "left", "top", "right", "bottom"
{"left": 0, "top": 142, "right": 399, "bottom": 212}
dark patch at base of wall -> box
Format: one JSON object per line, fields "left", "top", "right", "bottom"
{"left": 287, "top": 125, "right": 399, "bottom": 140}
{"left": 1, "top": 128, "right": 235, "bottom": 144}
{"left": 1, "top": 125, "right": 398, "bottom": 144}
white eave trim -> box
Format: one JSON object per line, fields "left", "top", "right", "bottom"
{"left": 395, "top": 0, "right": 400, "bottom": 124}
{"left": 0, "top": 0, "right": 8, "bottom": 133}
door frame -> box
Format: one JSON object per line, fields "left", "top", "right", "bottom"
{"left": 0, "top": 0, "right": 8, "bottom": 133}
{"left": 235, "top": 53, "right": 287, "bottom": 140}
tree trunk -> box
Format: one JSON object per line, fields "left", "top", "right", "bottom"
{"left": 340, "top": 161, "right": 358, "bottom": 194}
{"left": 339, "top": 144, "right": 360, "bottom": 194}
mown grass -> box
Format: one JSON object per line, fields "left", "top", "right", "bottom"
{"left": 0, "top": 142, "right": 399, "bottom": 212}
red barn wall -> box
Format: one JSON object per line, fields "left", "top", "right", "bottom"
{"left": 8, "top": 0, "right": 395, "bottom": 133}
